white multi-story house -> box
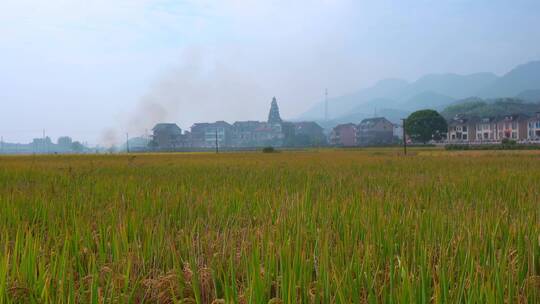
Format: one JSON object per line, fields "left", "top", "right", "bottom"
{"left": 496, "top": 114, "right": 529, "bottom": 141}
{"left": 474, "top": 117, "right": 497, "bottom": 141}
{"left": 527, "top": 112, "right": 540, "bottom": 140}
{"left": 448, "top": 116, "right": 474, "bottom": 142}
{"left": 448, "top": 114, "right": 531, "bottom": 143}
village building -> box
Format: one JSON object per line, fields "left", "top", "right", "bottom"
{"left": 253, "top": 124, "right": 282, "bottom": 146}
{"left": 187, "top": 121, "right": 233, "bottom": 148}
{"left": 527, "top": 112, "right": 540, "bottom": 140}
{"left": 393, "top": 123, "right": 404, "bottom": 140}
{"left": 291, "top": 122, "right": 326, "bottom": 145}
{"left": 330, "top": 123, "right": 357, "bottom": 146}
{"left": 228, "top": 98, "right": 285, "bottom": 147}
{"left": 189, "top": 123, "right": 210, "bottom": 147}
{"left": 496, "top": 114, "right": 529, "bottom": 140}
{"left": 151, "top": 97, "right": 326, "bottom": 149}
{"left": 32, "top": 137, "right": 53, "bottom": 153}
{"left": 151, "top": 123, "right": 183, "bottom": 150}
{"left": 357, "top": 117, "right": 394, "bottom": 146}
{"left": 447, "top": 115, "right": 476, "bottom": 142}
{"left": 447, "top": 114, "right": 533, "bottom": 143}
{"left": 126, "top": 137, "right": 151, "bottom": 151}
{"left": 203, "top": 121, "right": 233, "bottom": 147}
{"left": 189, "top": 97, "right": 285, "bottom": 148}
{"left": 231, "top": 121, "right": 263, "bottom": 147}
{"left": 57, "top": 136, "right": 73, "bottom": 148}
{"left": 474, "top": 117, "right": 498, "bottom": 141}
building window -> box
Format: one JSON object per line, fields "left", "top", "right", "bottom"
{"left": 463, "top": 134, "right": 467, "bottom": 140}
{"left": 463, "top": 126, "right": 467, "bottom": 132}
{"left": 511, "top": 132, "right": 517, "bottom": 139}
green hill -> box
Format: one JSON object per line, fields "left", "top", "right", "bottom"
{"left": 441, "top": 98, "right": 540, "bottom": 119}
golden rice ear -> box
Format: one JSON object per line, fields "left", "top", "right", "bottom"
{"left": 198, "top": 266, "right": 215, "bottom": 304}
{"left": 180, "top": 297, "right": 196, "bottom": 304}
{"left": 183, "top": 262, "right": 194, "bottom": 282}
{"left": 211, "top": 299, "right": 226, "bottom": 304}
{"left": 238, "top": 294, "right": 247, "bottom": 304}
{"left": 308, "top": 281, "right": 317, "bottom": 302}
{"left": 182, "top": 285, "right": 194, "bottom": 299}
{"left": 268, "top": 298, "right": 283, "bottom": 304}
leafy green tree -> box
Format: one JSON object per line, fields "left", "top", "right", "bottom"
{"left": 71, "top": 141, "right": 85, "bottom": 153}
{"left": 405, "top": 110, "right": 447, "bottom": 143}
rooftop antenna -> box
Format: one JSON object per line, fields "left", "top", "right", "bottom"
{"left": 325, "top": 88, "right": 329, "bottom": 122}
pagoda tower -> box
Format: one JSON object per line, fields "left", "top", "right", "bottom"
{"left": 267, "top": 97, "right": 282, "bottom": 124}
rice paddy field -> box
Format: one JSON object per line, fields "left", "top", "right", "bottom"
{"left": 0, "top": 149, "right": 539, "bottom": 303}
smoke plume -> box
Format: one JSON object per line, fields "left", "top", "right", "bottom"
{"left": 100, "top": 48, "right": 269, "bottom": 146}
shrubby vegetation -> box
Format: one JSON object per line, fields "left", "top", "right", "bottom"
{"left": 262, "top": 146, "right": 277, "bottom": 153}
{"left": 445, "top": 142, "right": 540, "bottom": 150}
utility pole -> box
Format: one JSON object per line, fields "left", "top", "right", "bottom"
{"left": 215, "top": 128, "right": 219, "bottom": 153}
{"left": 126, "top": 133, "right": 130, "bottom": 153}
{"left": 325, "top": 88, "right": 329, "bottom": 122}
{"left": 42, "top": 129, "right": 45, "bottom": 154}
{"left": 401, "top": 119, "right": 407, "bottom": 155}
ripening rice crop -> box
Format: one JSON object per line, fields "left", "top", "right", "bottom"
{"left": 0, "top": 149, "right": 539, "bottom": 303}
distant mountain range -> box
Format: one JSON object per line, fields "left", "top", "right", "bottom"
{"left": 299, "top": 60, "right": 540, "bottom": 126}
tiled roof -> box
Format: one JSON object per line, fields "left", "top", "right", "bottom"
{"left": 152, "top": 123, "right": 182, "bottom": 133}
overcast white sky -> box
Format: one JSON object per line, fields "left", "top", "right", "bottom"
{"left": 1, "top": 0, "right": 539, "bottom": 144}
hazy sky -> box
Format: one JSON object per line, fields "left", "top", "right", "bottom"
{"left": 1, "top": 0, "right": 539, "bottom": 144}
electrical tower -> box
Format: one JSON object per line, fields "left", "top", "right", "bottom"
{"left": 325, "top": 88, "right": 329, "bottom": 122}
